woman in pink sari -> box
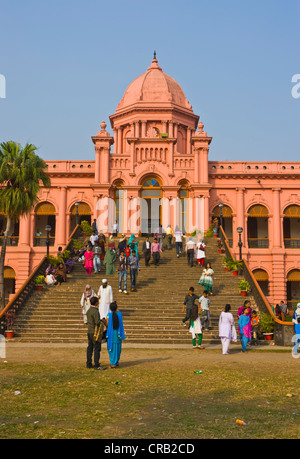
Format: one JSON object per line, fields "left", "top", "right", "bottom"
{"left": 237, "top": 300, "right": 252, "bottom": 337}
{"left": 83, "top": 245, "right": 94, "bottom": 275}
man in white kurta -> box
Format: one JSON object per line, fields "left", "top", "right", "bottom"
{"left": 98, "top": 279, "right": 113, "bottom": 319}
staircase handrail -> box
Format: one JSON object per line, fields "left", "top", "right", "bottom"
{"left": 0, "top": 224, "right": 83, "bottom": 334}
{"left": 219, "top": 226, "right": 293, "bottom": 327}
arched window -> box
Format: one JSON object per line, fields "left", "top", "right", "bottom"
{"left": 247, "top": 205, "right": 269, "bottom": 248}
{"left": 0, "top": 212, "right": 19, "bottom": 246}
{"left": 283, "top": 205, "right": 300, "bottom": 248}
{"left": 70, "top": 202, "right": 92, "bottom": 234}
{"left": 34, "top": 202, "right": 56, "bottom": 246}
{"left": 140, "top": 177, "right": 162, "bottom": 235}
{"left": 253, "top": 269, "right": 269, "bottom": 297}
{"left": 212, "top": 205, "right": 233, "bottom": 246}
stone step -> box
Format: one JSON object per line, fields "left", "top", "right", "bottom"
{"left": 13, "top": 237, "right": 261, "bottom": 344}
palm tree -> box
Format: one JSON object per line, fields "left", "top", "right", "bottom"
{"left": 0, "top": 141, "right": 51, "bottom": 310}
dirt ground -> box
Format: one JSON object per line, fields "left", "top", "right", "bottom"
{"left": 2, "top": 342, "right": 298, "bottom": 368}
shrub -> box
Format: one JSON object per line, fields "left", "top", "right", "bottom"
{"left": 34, "top": 275, "right": 45, "bottom": 285}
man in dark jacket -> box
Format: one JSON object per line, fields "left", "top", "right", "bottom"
{"left": 142, "top": 236, "right": 151, "bottom": 266}
{"left": 181, "top": 287, "right": 200, "bottom": 326}
{"left": 86, "top": 296, "right": 106, "bottom": 370}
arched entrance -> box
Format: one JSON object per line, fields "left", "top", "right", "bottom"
{"left": 283, "top": 205, "right": 300, "bottom": 248}
{"left": 70, "top": 202, "right": 92, "bottom": 234}
{"left": 212, "top": 205, "right": 233, "bottom": 246}
{"left": 253, "top": 269, "right": 269, "bottom": 297}
{"left": 247, "top": 205, "right": 269, "bottom": 248}
{"left": 287, "top": 269, "right": 300, "bottom": 311}
{"left": 4, "top": 266, "right": 15, "bottom": 306}
{"left": 140, "top": 177, "right": 162, "bottom": 236}
{"left": 34, "top": 202, "right": 56, "bottom": 246}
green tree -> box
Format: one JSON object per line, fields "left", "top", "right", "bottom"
{"left": 0, "top": 141, "right": 51, "bottom": 310}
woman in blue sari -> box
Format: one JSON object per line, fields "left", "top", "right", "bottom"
{"left": 106, "top": 301, "right": 125, "bottom": 368}
{"left": 128, "top": 234, "right": 138, "bottom": 257}
{"left": 238, "top": 306, "right": 251, "bottom": 352}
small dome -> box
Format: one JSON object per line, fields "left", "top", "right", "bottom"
{"left": 115, "top": 56, "right": 192, "bottom": 112}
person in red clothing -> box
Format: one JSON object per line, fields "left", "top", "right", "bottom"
{"left": 124, "top": 246, "right": 131, "bottom": 258}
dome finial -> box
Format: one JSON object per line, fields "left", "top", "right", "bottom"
{"left": 153, "top": 50, "right": 157, "bottom": 60}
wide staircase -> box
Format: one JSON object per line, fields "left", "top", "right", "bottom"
{"left": 13, "top": 237, "right": 258, "bottom": 344}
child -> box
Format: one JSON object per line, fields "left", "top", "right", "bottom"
{"left": 251, "top": 310, "right": 259, "bottom": 345}
{"left": 199, "top": 290, "right": 211, "bottom": 330}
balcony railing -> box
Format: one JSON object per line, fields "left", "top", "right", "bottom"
{"left": 33, "top": 236, "right": 55, "bottom": 247}
{"left": 284, "top": 238, "right": 300, "bottom": 248}
{"left": 0, "top": 236, "right": 19, "bottom": 246}
{"left": 248, "top": 238, "right": 269, "bottom": 248}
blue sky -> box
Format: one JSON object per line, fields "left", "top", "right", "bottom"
{"left": 0, "top": 0, "right": 299, "bottom": 162}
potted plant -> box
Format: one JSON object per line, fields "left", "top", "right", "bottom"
{"left": 222, "top": 256, "right": 232, "bottom": 271}
{"left": 71, "top": 239, "right": 83, "bottom": 251}
{"left": 231, "top": 259, "right": 243, "bottom": 276}
{"left": 259, "top": 312, "right": 274, "bottom": 340}
{"left": 238, "top": 280, "right": 250, "bottom": 297}
{"left": 217, "top": 240, "right": 224, "bottom": 254}
{"left": 34, "top": 275, "right": 45, "bottom": 290}
{"left": 47, "top": 255, "right": 60, "bottom": 268}
{"left": 5, "top": 309, "right": 16, "bottom": 338}
{"left": 63, "top": 249, "right": 71, "bottom": 260}
{"left": 80, "top": 220, "right": 93, "bottom": 237}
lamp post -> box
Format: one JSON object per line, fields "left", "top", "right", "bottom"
{"left": 45, "top": 224, "right": 52, "bottom": 258}
{"left": 218, "top": 202, "right": 224, "bottom": 230}
{"left": 237, "top": 226, "right": 243, "bottom": 261}
{"left": 75, "top": 202, "right": 79, "bottom": 227}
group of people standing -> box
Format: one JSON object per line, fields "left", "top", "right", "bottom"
{"left": 80, "top": 280, "right": 125, "bottom": 369}
{"left": 181, "top": 284, "right": 260, "bottom": 354}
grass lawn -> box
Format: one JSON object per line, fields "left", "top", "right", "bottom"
{"left": 0, "top": 345, "right": 299, "bottom": 439}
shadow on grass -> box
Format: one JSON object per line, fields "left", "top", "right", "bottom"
{"left": 119, "top": 357, "right": 172, "bottom": 368}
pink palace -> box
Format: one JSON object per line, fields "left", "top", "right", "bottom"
{"left": 2, "top": 55, "right": 300, "bottom": 308}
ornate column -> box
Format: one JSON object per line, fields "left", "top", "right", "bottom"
{"left": 141, "top": 121, "right": 147, "bottom": 138}
{"left": 173, "top": 123, "right": 178, "bottom": 139}
{"left": 95, "top": 146, "right": 100, "bottom": 183}
{"left": 113, "top": 128, "right": 118, "bottom": 155}
{"left": 91, "top": 121, "right": 114, "bottom": 184}
{"left": 57, "top": 186, "right": 67, "bottom": 247}
{"left": 117, "top": 128, "right": 122, "bottom": 154}
{"left": 187, "top": 127, "right": 191, "bottom": 154}
{"left": 272, "top": 188, "right": 282, "bottom": 248}
{"left": 19, "top": 214, "right": 31, "bottom": 246}
{"left": 194, "top": 148, "right": 200, "bottom": 183}
{"left": 203, "top": 194, "right": 210, "bottom": 233}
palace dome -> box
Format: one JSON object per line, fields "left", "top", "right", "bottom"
{"left": 115, "top": 55, "right": 193, "bottom": 113}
